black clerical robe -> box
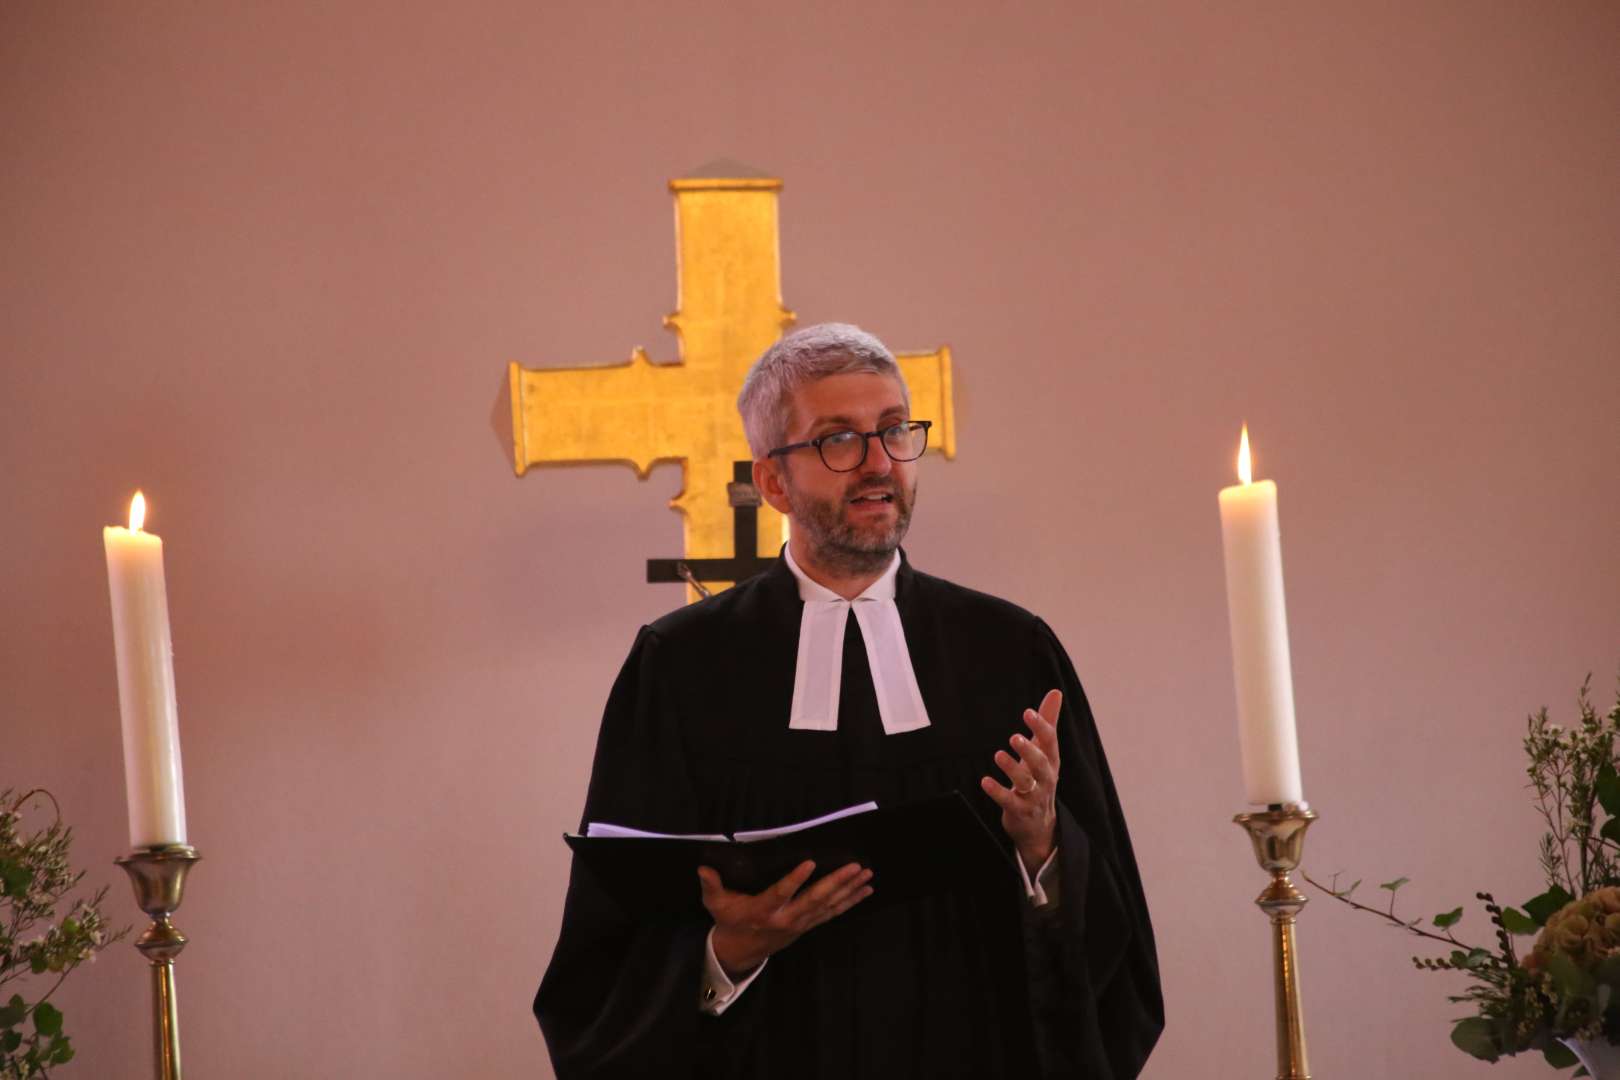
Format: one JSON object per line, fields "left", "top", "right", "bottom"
{"left": 535, "top": 551, "right": 1162, "bottom": 1079}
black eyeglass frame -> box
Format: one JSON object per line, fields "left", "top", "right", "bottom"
{"left": 766, "top": 420, "right": 933, "bottom": 473}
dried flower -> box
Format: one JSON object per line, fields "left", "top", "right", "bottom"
{"left": 1525, "top": 888, "right": 1620, "bottom": 972}
{"left": 1, "top": 789, "right": 128, "bottom": 1078}
{"left": 1312, "top": 668, "right": 1620, "bottom": 1069}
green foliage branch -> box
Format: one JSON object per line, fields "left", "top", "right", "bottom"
{"left": 0, "top": 789, "right": 126, "bottom": 1079}
{"left": 1305, "top": 672, "right": 1620, "bottom": 1074}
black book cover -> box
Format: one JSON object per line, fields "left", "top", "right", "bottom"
{"left": 563, "top": 791, "right": 1014, "bottom": 916}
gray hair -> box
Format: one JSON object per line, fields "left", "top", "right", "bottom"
{"left": 736, "top": 323, "right": 909, "bottom": 458}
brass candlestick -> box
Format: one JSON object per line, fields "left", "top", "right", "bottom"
{"left": 1234, "top": 804, "right": 1317, "bottom": 1080}
{"left": 115, "top": 845, "right": 201, "bottom": 1080}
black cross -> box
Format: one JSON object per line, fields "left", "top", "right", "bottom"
{"left": 646, "top": 461, "right": 780, "bottom": 593}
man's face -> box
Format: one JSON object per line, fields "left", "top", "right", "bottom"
{"left": 767, "top": 371, "right": 919, "bottom": 575}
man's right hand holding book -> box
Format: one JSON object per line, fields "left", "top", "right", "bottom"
{"left": 696, "top": 859, "right": 875, "bottom": 982}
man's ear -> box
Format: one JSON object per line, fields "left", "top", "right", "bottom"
{"left": 754, "top": 457, "right": 793, "bottom": 515}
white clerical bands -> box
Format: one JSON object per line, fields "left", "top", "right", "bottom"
{"left": 782, "top": 547, "right": 932, "bottom": 736}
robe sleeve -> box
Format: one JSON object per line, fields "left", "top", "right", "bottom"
{"left": 534, "top": 626, "right": 743, "bottom": 1078}
{"left": 1022, "top": 617, "right": 1164, "bottom": 1080}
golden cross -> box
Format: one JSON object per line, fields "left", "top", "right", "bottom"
{"left": 508, "top": 176, "right": 956, "bottom": 601}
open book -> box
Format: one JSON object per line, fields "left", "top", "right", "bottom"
{"left": 581, "top": 800, "right": 878, "bottom": 843}
{"left": 563, "top": 791, "right": 1011, "bottom": 915}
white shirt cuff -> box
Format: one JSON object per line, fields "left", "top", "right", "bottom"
{"left": 1016, "top": 847, "right": 1061, "bottom": 910}
{"left": 699, "top": 927, "right": 767, "bottom": 1015}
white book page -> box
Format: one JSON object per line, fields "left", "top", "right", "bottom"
{"left": 579, "top": 823, "right": 730, "bottom": 842}
{"left": 733, "top": 801, "right": 879, "bottom": 843}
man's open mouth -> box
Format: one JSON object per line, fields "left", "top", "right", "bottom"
{"left": 848, "top": 492, "right": 894, "bottom": 504}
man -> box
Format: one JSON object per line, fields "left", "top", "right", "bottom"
{"left": 536, "top": 324, "right": 1162, "bottom": 1079}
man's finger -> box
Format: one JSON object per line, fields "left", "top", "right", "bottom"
{"left": 697, "top": 866, "right": 730, "bottom": 904}
{"left": 817, "top": 867, "right": 873, "bottom": 910}
{"left": 801, "top": 877, "right": 876, "bottom": 931}
{"left": 1038, "top": 688, "right": 1062, "bottom": 727}
{"left": 771, "top": 860, "right": 818, "bottom": 902}
{"left": 790, "top": 862, "right": 866, "bottom": 911}
{"left": 1011, "top": 733, "right": 1054, "bottom": 785}
{"left": 818, "top": 861, "right": 868, "bottom": 891}
{"left": 994, "top": 749, "right": 1035, "bottom": 792}
{"left": 980, "top": 775, "right": 1016, "bottom": 810}
{"left": 1028, "top": 698, "right": 1062, "bottom": 767}
{"left": 837, "top": 884, "right": 875, "bottom": 916}
{"left": 819, "top": 883, "right": 875, "bottom": 925}
{"left": 778, "top": 865, "right": 867, "bottom": 930}
{"left": 794, "top": 868, "right": 872, "bottom": 924}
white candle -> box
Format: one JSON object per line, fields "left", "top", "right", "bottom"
{"left": 103, "top": 492, "right": 188, "bottom": 848}
{"left": 1218, "top": 426, "right": 1304, "bottom": 806}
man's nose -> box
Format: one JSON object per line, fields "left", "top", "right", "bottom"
{"left": 858, "top": 434, "right": 893, "bottom": 476}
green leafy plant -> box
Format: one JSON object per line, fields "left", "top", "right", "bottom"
{"left": 1305, "top": 672, "right": 1620, "bottom": 1073}
{"left": 0, "top": 789, "right": 126, "bottom": 1079}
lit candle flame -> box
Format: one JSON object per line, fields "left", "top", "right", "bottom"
{"left": 1237, "top": 425, "right": 1252, "bottom": 485}
{"left": 129, "top": 491, "right": 147, "bottom": 532}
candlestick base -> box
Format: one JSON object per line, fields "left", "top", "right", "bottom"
{"left": 1234, "top": 804, "right": 1316, "bottom": 1080}
{"left": 116, "top": 845, "right": 200, "bottom": 1080}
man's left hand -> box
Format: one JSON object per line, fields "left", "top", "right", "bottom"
{"left": 980, "top": 688, "right": 1062, "bottom": 873}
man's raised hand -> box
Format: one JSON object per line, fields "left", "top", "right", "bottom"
{"left": 698, "top": 860, "right": 874, "bottom": 980}
{"left": 980, "top": 688, "right": 1062, "bottom": 873}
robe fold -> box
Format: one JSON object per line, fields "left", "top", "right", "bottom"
{"left": 536, "top": 551, "right": 1162, "bottom": 1079}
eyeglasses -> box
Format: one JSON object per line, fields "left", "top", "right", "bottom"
{"left": 767, "top": 420, "right": 932, "bottom": 473}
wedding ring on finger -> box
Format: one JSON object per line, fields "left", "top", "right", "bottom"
{"left": 1014, "top": 780, "right": 1037, "bottom": 796}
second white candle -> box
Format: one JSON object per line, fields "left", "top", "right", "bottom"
{"left": 1218, "top": 428, "right": 1304, "bottom": 807}
{"left": 104, "top": 492, "right": 189, "bottom": 848}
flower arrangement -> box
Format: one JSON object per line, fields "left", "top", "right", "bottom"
{"left": 0, "top": 789, "right": 125, "bottom": 1079}
{"left": 1307, "top": 673, "right": 1620, "bottom": 1073}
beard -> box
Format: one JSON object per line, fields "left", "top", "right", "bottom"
{"left": 781, "top": 471, "right": 917, "bottom": 577}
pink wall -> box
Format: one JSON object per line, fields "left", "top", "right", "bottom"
{"left": 3, "top": 3, "right": 1617, "bottom": 1077}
